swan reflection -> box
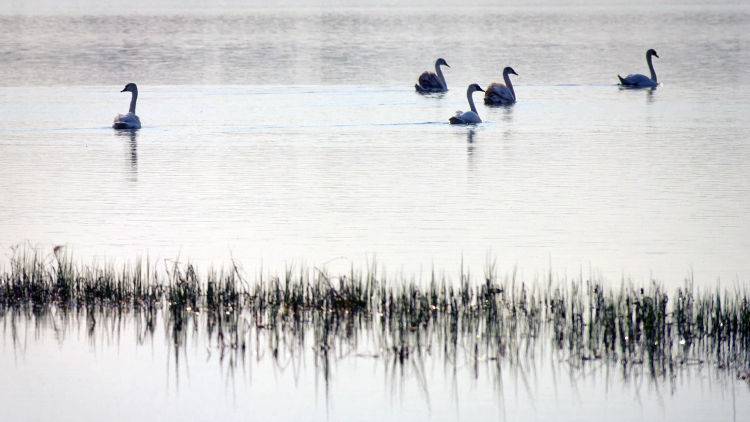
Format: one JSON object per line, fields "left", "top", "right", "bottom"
{"left": 115, "top": 129, "right": 138, "bottom": 179}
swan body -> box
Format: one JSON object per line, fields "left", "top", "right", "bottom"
{"left": 449, "top": 84, "right": 485, "bottom": 125}
{"left": 451, "top": 110, "right": 481, "bottom": 124}
{"left": 113, "top": 113, "right": 141, "bottom": 130}
{"left": 618, "top": 73, "right": 655, "bottom": 87}
{"left": 415, "top": 58, "right": 450, "bottom": 93}
{"left": 113, "top": 83, "right": 141, "bottom": 129}
{"left": 484, "top": 66, "right": 518, "bottom": 105}
{"left": 618, "top": 49, "right": 659, "bottom": 88}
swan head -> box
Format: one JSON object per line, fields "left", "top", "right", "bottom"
{"left": 121, "top": 83, "right": 138, "bottom": 93}
{"left": 503, "top": 66, "right": 518, "bottom": 76}
{"left": 469, "top": 83, "right": 485, "bottom": 93}
{"left": 436, "top": 58, "right": 450, "bottom": 68}
{"left": 647, "top": 49, "right": 659, "bottom": 58}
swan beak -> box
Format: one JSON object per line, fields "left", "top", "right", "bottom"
{"left": 120, "top": 88, "right": 127, "bottom": 92}
{"left": 654, "top": 53, "right": 660, "bottom": 58}
{"left": 478, "top": 88, "right": 485, "bottom": 92}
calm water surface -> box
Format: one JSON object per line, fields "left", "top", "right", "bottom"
{"left": 1, "top": 1, "right": 749, "bottom": 420}
{"left": 1, "top": 308, "right": 748, "bottom": 422}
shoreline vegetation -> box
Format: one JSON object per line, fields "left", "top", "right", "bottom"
{"left": 2, "top": 249, "right": 749, "bottom": 385}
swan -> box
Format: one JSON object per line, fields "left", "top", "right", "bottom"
{"left": 415, "top": 58, "right": 450, "bottom": 93}
{"left": 484, "top": 66, "right": 518, "bottom": 106}
{"left": 449, "top": 84, "right": 485, "bottom": 125}
{"left": 618, "top": 49, "right": 659, "bottom": 88}
{"left": 113, "top": 83, "right": 142, "bottom": 129}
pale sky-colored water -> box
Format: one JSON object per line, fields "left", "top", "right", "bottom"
{"left": 1, "top": 83, "right": 749, "bottom": 284}
{"left": 1, "top": 312, "right": 747, "bottom": 422}
{"left": 1, "top": 3, "right": 749, "bottom": 420}
{"left": 0, "top": 2, "right": 748, "bottom": 283}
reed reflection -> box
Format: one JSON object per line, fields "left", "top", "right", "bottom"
{"left": 1, "top": 250, "right": 748, "bottom": 403}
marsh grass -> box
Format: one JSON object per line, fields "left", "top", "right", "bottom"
{"left": 1, "top": 249, "right": 749, "bottom": 385}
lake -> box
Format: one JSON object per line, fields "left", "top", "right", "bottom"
{"left": 0, "top": 1, "right": 749, "bottom": 421}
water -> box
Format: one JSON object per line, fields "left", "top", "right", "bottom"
{"left": 2, "top": 83, "right": 749, "bottom": 283}
{"left": 1, "top": 1, "right": 749, "bottom": 420}
{"left": 1, "top": 306, "right": 747, "bottom": 422}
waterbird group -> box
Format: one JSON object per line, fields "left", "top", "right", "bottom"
{"left": 412, "top": 48, "right": 660, "bottom": 125}
{"left": 113, "top": 48, "right": 660, "bottom": 129}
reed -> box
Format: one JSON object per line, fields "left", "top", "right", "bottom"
{"left": 1, "top": 249, "right": 748, "bottom": 380}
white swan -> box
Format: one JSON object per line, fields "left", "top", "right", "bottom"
{"left": 484, "top": 66, "right": 518, "bottom": 106}
{"left": 618, "top": 49, "right": 659, "bottom": 88}
{"left": 449, "top": 84, "right": 485, "bottom": 125}
{"left": 113, "top": 83, "right": 142, "bottom": 129}
{"left": 415, "top": 58, "right": 450, "bottom": 93}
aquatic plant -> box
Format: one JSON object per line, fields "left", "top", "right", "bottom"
{"left": 1, "top": 249, "right": 748, "bottom": 385}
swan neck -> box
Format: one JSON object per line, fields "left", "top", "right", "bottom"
{"left": 435, "top": 62, "right": 447, "bottom": 90}
{"left": 503, "top": 70, "right": 516, "bottom": 100}
{"left": 467, "top": 88, "right": 477, "bottom": 114}
{"left": 129, "top": 89, "right": 138, "bottom": 114}
{"left": 647, "top": 53, "right": 657, "bottom": 83}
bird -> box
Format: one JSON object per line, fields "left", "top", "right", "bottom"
{"left": 415, "top": 58, "right": 450, "bottom": 93}
{"left": 449, "top": 84, "right": 485, "bottom": 125}
{"left": 113, "top": 83, "right": 142, "bottom": 129}
{"left": 484, "top": 66, "right": 518, "bottom": 106}
{"left": 618, "top": 49, "right": 660, "bottom": 88}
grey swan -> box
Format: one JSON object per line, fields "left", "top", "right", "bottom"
{"left": 484, "top": 66, "right": 518, "bottom": 106}
{"left": 618, "top": 49, "right": 659, "bottom": 88}
{"left": 415, "top": 58, "right": 450, "bottom": 93}
{"left": 449, "top": 84, "right": 485, "bottom": 125}
{"left": 113, "top": 83, "right": 142, "bottom": 130}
